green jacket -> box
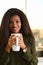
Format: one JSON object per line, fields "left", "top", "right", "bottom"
{"left": 0, "top": 36, "right": 38, "bottom": 65}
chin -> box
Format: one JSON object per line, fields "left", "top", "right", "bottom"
{"left": 13, "top": 31, "right": 19, "bottom": 33}
{"left": 11, "top": 29, "right": 20, "bottom": 33}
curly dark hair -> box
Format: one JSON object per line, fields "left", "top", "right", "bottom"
{"left": 0, "top": 8, "right": 34, "bottom": 44}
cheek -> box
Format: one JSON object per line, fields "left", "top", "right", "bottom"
{"left": 10, "top": 24, "right": 12, "bottom": 28}
{"left": 9, "top": 24, "right": 13, "bottom": 31}
{"left": 19, "top": 23, "right": 21, "bottom": 29}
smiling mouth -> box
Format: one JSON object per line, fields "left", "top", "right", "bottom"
{"left": 12, "top": 27, "right": 17, "bottom": 31}
{"left": 13, "top": 27, "right": 17, "bottom": 30}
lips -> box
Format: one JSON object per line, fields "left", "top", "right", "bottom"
{"left": 13, "top": 27, "right": 17, "bottom": 30}
{"left": 10, "top": 26, "right": 19, "bottom": 33}
{"left": 12, "top": 27, "right": 18, "bottom": 31}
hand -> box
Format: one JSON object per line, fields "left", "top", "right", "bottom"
{"left": 18, "top": 34, "right": 26, "bottom": 50}
{"left": 5, "top": 35, "right": 16, "bottom": 53}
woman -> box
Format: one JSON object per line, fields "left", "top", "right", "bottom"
{"left": 0, "top": 8, "right": 38, "bottom": 65}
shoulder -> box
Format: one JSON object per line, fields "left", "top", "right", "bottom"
{"left": 23, "top": 35, "right": 35, "bottom": 44}
{"left": 24, "top": 35, "right": 35, "bottom": 40}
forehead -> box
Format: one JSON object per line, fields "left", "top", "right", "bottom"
{"left": 10, "top": 15, "right": 21, "bottom": 20}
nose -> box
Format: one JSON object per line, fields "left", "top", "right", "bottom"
{"left": 13, "top": 22, "right": 17, "bottom": 27}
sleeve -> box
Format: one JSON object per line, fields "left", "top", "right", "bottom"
{"left": 23, "top": 37, "right": 38, "bottom": 65}
{"left": 0, "top": 43, "right": 10, "bottom": 65}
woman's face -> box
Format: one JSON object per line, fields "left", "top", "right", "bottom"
{"left": 10, "top": 15, "right": 21, "bottom": 33}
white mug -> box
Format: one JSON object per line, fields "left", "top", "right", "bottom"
{"left": 11, "top": 33, "right": 21, "bottom": 51}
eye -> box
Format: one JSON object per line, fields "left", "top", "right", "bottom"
{"left": 16, "top": 21, "right": 19, "bottom": 23}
